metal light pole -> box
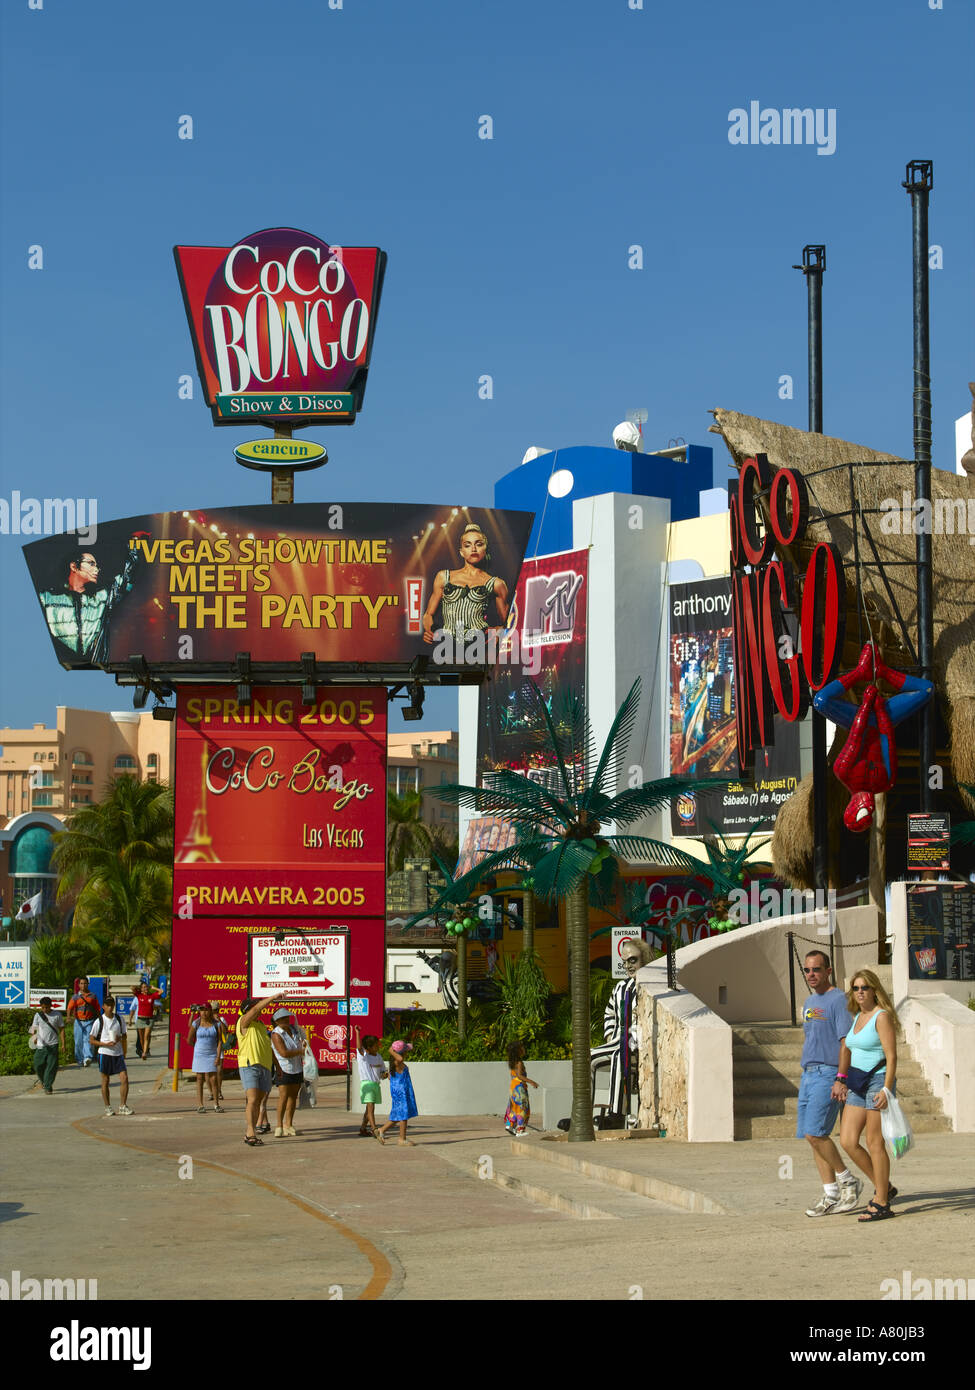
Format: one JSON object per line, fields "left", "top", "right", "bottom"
{"left": 903, "top": 161, "right": 935, "bottom": 811}
{"left": 793, "top": 245, "right": 828, "bottom": 889}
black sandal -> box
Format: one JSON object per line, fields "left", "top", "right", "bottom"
{"left": 244, "top": 1135, "right": 264, "bottom": 1147}
{"left": 858, "top": 1200, "right": 895, "bottom": 1222}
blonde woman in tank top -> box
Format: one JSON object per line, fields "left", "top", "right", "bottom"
{"left": 835, "top": 970, "right": 900, "bottom": 1222}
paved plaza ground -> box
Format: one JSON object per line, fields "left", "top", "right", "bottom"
{"left": 2, "top": 1044, "right": 973, "bottom": 1313}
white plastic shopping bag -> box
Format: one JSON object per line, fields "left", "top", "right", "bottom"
{"left": 880, "top": 1088, "right": 914, "bottom": 1160}
{"left": 298, "top": 1042, "right": 319, "bottom": 1108}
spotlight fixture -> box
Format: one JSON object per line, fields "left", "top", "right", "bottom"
{"left": 300, "top": 652, "right": 317, "bottom": 707}
{"left": 152, "top": 696, "right": 176, "bottom": 722}
{"left": 402, "top": 681, "right": 425, "bottom": 721}
{"left": 235, "top": 651, "right": 252, "bottom": 705}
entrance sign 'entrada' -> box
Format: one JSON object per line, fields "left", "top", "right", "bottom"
{"left": 173, "top": 227, "right": 386, "bottom": 427}
{"left": 729, "top": 453, "right": 846, "bottom": 774}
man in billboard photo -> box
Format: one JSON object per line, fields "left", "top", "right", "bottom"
{"left": 38, "top": 543, "right": 140, "bottom": 664}
{"left": 422, "top": 521, "right": 509, "bottom": 644}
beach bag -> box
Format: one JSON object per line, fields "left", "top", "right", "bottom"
{"left": 880, "top": 1089, "right": 914, "bottom": 1160}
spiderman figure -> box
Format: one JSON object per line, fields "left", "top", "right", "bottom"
{"left": 812, "top": 642, "right": 933, "bottom": 834}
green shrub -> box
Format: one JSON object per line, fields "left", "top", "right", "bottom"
{"left": 0, "top": 1009, "right": 38, "bottom": 1077}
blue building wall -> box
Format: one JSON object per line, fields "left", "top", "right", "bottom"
{"left": 494, "top": 444, "right": 724, "bottom": 557}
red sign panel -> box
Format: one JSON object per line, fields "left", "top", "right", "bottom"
{"left": 173, "top": 227, "right": 386, "bottom": 427}
{"left": 173, "top": 685, "right": 387, "bottom": 917}
{"left": 170, "top": 916, "right": 384, "bottom": 1073}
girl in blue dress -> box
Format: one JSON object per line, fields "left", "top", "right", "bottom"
{"left": 377, "top": 1041, "right": 418, "bottom": 1146}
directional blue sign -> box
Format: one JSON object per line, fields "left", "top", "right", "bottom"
{"left": 0, "top": 945, "right": 31, "bottom": 1007}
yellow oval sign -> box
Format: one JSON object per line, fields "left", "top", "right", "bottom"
{"left": 234, "top": 439, "right": 327, "bottom": 465}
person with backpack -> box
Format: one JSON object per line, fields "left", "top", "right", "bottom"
{"left": 66, "top": 977, "right": 102, "bottom": 1067}
{"left": 29, "top": 997, "right": 65, "bottom": 1094}
{"left": 92, "top": 996, "right": 133, "bottom": 1116}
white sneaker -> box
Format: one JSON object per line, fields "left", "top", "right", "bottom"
{"left": 833, "top": 1178, "right": 863, "bottom": 1213}
{"left": 83, "top": 1058, "right": 92, "bottom": 1067}
{"left": 119, "top": 1105, "right": 134, "bottom": 1116}
{"left": 805, "top": 1193, "right": 839, "bottom": 1217}
{"left": 104, "top": 1106, "right": 115, "bottom": 1117}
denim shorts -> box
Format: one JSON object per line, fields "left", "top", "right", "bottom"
{"left": 845, "top": 1078, "right": 895, "bottom": 1110}
{"left": 239, "top": 1064, "right": 272, "bottom": 1093}
{"left": 796, "top": 1063, "right": 840, "bottom": 1138}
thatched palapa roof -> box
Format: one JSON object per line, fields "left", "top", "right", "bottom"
{"left": 711, "top": 407, "right": 975, "bottom": 887}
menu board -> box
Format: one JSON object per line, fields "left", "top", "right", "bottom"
{"left": 907, "top": 813, "right": 951, "bottom": 872}
{"left": 906, "top": 883, "right": 975, "bottom": 981}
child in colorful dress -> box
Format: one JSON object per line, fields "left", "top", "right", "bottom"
{"left": 504, "top": 1040, "right": 538, "bottom": 1137}
{"left": 376, "top": 1041, "right": 418, "bottom": 1146}
{"left": 355, "top": 1026, "right": 387, "bottom": 1136}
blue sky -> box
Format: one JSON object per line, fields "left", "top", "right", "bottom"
{"left": 1, "top": 0, "right": 972, "bottom": 732}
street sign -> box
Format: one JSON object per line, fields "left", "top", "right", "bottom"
{"left": 248, "top": 929, "right": 348, "bottom": 1000}
{"left": 0, "top": 946, "right": 30, "bottom": 1008}
{"left": 29, "top": 988, "right": 68, "bottom": 1010}
{"left": 611, "top": 927, "right": 643, "bottom": 980}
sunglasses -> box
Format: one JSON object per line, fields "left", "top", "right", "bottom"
{"left": 802, "top": 966, "right": 825, "bottom": 974}
{"left": 852, "top": 985, "right": 874, "bottom": 992}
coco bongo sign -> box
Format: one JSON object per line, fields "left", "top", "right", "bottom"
{"left": 174, "top": 227, "right": 386, "bottom": 427}
{"left": 730, "top": 454, "right": 846, "bottom": 774}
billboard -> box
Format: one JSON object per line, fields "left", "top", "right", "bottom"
{"left": 23, "top": 504, "right": 533, "bottom": 671}
{"left": 669, "top": 577, "right": 800, "bottom": 836}
{"left": 170, "top": 915, "right": 384, "bottom": 1072}
{"left": 173, "top": 227, "right": 386, "bottom": 427}
{"left": 477, "top": 550, "right": 588, "bottom": 787}
{"left": 173, "top": 685, "right": 387, "bottom": 917}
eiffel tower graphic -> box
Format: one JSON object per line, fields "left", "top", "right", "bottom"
{"left": 177, "top": 743, "right": 220, "bottom": 864}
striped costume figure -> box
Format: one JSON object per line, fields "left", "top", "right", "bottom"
{"left": 440, "top": 572, "right": 497, "bottom": 635}
{"left": 590, "top": 979, "right": 638, "bottom": 1116}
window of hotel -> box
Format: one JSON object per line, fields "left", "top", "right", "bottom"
{"left": 33, "top": 793, "right": 53, "bottom": 806}
{"left": 72, "top": 751, "right": 94, "bottom": 766}
{"left": 114, "top": 755, "right": 137, "bottom": 770}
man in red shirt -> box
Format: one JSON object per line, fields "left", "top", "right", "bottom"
{"left": 66, "top": 978, "right": 102, "bottom": 1067}
{"left": 131, "top": 981, "right": 163, "bottom": 1060}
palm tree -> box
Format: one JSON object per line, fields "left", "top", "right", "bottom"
{"left": 51, "top": 778, "right": 174, "bottom": 972}
{"left": 427, "top": 677, "right": 736, "bottom": 1141}
{"left": 386, "top": 790, "right": 436, "bottom": 872}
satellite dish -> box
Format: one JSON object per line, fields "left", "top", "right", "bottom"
{"left": 612, "top": 421, "right": 642, "bottom": 452}
{"left": 522, "top": 446, "right": 554, "bottom": 464}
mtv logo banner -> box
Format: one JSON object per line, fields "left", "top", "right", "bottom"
{"left": 23, "top": 503, "right": 533, "bottom": 671}
{"left": 477, "top": 549, "right": 588, "bottom": 786}
{"left": 173, "top": 227, "right": 386, "bottom": 427}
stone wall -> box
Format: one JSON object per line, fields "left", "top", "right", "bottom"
{"left": 635, "top": 957, "right": 735, "bottom": 1142}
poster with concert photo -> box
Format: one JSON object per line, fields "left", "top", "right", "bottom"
{"left": 669, "top": 577, "right": 800, "bottom": 837}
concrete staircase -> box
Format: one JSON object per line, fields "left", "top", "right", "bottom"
{"left": 732, "top": 1023, "right": 952, "bottom": 1140}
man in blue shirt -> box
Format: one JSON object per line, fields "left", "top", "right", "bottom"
{"left": 798, "top": 950, "right": 863, "bottom": 1216}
